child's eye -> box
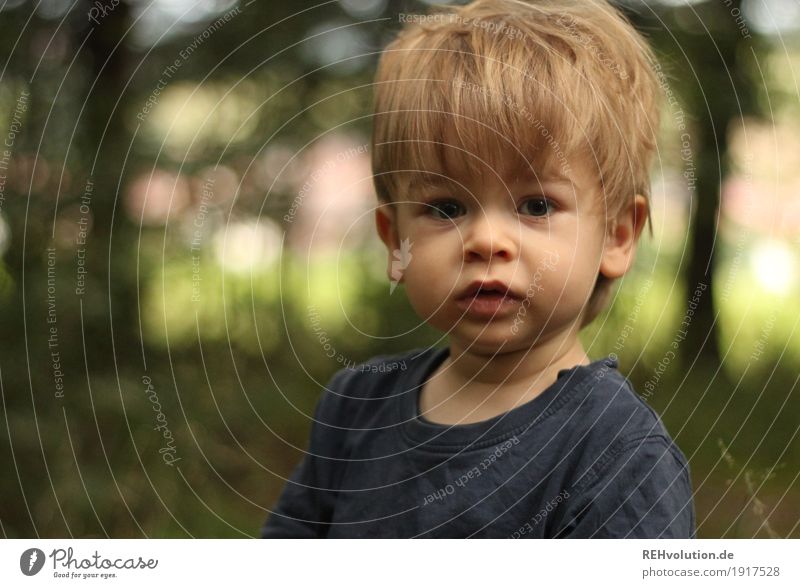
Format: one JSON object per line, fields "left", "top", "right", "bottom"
{"left": 426, "top": 199, "right": 465, "bottom": 220}
{"left": 519, "top": 197, "right": 555, "bottom": 217}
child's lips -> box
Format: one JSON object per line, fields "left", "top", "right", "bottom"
{"left": 455, "top": 291, "right": 521, "bottom": 319}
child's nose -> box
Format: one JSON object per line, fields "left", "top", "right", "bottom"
{"left": 462, "top": 209, "right": 518, "bottom": 262}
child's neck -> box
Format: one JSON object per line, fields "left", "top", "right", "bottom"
{"left": 443, "top": 335, "right": 589, "bottom": 389}
{"left": 419, "top": 335, "right": 590, "bottom": 426}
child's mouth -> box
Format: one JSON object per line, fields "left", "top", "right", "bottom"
{"left": 455, "top": 291, "right": 520, "bottom": 319}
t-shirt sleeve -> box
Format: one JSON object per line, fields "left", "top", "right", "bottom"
{"left": 260, "top": 370, "right": 349, "bottom": 539}
{"left": 553, "top": 435, "right": 696, "bottom": 538}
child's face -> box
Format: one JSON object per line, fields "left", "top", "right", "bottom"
{"left": 376, "top": 150, "right": 639, "bottom": 354}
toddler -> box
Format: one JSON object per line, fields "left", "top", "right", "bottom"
{"left": 262, "top": 0, "right": 696, "bottom": 538}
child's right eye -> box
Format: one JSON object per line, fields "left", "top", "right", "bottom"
{"left": 426, "top": 199, "right": 465, "bottom": 220}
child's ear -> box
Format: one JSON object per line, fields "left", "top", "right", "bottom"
{"left": 375, "top": 204, "right": 402, "bottom": 280}
{"left": 599, "top": 194, "right": 648, "bottom": 279}
{"left": 375, "top": 204, "right": 400, "bottom": 250}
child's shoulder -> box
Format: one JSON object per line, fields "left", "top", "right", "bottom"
{"left": 564, "top": 356, "right": 689, "bottom": 475}
{"left": 328, "top": 347, "right": 432, "bottom": 392}
{"left": 550, "top": 358, "right": 692, "bottom": 513}
{"left": 313, "top": 347, "right": 437, "bottom": 421}
{"left": 577, "top": 357, "right": 672, "bottom": 439}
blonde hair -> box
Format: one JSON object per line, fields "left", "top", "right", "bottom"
{"left": 370, "top": 0, "right": 662, "bottom": 327}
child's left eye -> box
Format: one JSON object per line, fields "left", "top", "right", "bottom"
{"left": 519, "top": 197, "right": 555, "bottom": 217}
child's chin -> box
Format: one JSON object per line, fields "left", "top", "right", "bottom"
{"left": 456, "top": 331, "right": 529, "bottom": 353}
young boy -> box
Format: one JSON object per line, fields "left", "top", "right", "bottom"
{"left": 261, "top": 0, "right": 695, "bottom": 538}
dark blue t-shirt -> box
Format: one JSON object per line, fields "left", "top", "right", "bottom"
{"left": 260, "top": 346, "right": 696, "bottom": 538}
